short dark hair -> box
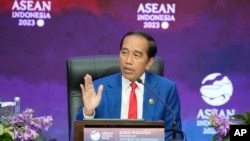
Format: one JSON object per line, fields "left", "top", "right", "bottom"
{"left": 119, "top": 30, "right": 157, "bottom": 58}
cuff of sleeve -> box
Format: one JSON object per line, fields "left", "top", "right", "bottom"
{"left": 83, "top": 107, "right": 95, "bottom": 119}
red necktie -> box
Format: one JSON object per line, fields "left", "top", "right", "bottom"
{"left": 128, "top": 82, "right": 137, "bottom": 119}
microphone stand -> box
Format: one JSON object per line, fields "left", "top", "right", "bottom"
{"left": 137, "top": 78, "right": 177, "bottom": 141}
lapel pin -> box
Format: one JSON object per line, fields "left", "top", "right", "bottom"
{"left": 149, "top": 99, "right": 154, "bottom": 104}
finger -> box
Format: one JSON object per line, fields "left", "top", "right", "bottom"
{"left": 81, "top": 75, "right": 88, "bottom": 92}
{"left": 80, "top": 84, "right": 84, "bottom": 94}
{"left": 84, "top": 74, "right": 94, "bottom": 90}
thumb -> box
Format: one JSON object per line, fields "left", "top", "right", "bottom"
{"left": 97, "top": 85, "right": 104, "bottom": 97}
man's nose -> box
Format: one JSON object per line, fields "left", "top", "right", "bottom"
{"left": 125, "top": 54, "right": 133, "bottom": 64}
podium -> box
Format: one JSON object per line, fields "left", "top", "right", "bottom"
{"left": 73, "top": 119, "right": 165, "bottom": 141}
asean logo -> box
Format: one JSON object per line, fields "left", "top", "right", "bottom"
{"left": 90, "top": 130, "right": 101, "bottom": 141}
{"left": 200, "top": 73, "right": 233, "bottom": 106}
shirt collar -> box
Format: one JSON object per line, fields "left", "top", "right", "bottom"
{"left": 122, "top": 73, "right": 146, "bottom": 89}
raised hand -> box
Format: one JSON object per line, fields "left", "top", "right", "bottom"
{"left": 80, "top": 74, "right": 103, "bottom": 116}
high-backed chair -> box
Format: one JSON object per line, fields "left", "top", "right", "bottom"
{"left": 66, "top": 55, "right": 164, "bottom": 138}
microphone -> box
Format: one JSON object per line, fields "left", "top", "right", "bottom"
{"left": 136, "top": 78, "right": 177, "bottom": 140}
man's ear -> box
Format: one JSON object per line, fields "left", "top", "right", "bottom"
{"left": 146, "top": 57, "right": 155, "bottom": 70}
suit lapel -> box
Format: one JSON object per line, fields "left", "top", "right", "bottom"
{"left": 106, "top": 73, "right": 122, "bottom": 118}
{"left": 143, "top": 72, "right": 159, "bottom": 120}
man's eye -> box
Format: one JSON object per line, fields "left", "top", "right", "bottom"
{"left": 121, "top": 51, "right": 128, "bottom": 54}
{"left": 134, "top": 53, "right": 142, "bottom": 58}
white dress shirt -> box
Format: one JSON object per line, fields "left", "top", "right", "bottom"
{"left": 120, "top": 73, "right": 145, "bottom": 119}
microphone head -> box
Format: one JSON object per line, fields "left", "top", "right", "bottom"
{"left": 136, "top": 78, "right": 143, "bottom": 83}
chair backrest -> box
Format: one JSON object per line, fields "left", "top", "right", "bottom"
{"left": 66, "top": 55, "right": 164, "bottom": 135}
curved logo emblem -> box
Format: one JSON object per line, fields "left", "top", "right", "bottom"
{"left": 90, "top": 130, "right": 101, "bottom": 141}
{"left": 200, "top": 73, "right": 233, "bottom": 106}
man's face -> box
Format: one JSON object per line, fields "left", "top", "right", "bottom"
{"left": 119, "top": 35, "right": 154, "bottom": 82}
